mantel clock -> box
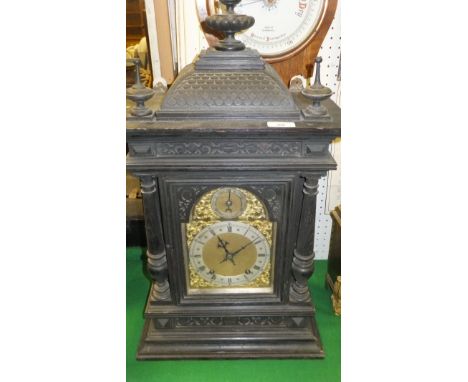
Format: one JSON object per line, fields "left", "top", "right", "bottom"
{"left": 126, "top": 0, "right": 340, "bottom": 359}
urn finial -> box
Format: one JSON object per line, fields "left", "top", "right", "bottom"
{"left": 126, "top": 58, "right": 155, "bottom": 117}
{"left": 205, "top": 0, "right": 255, "bottom": 51}
{"left": 301, "top": 57, "right": 333, "bottom": 119}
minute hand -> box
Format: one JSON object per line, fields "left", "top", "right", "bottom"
{"left": 230, "top": 240, "right": 257, "bottom": 257}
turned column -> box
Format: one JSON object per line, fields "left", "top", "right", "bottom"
{"left": 139, "top": 175, "right": 171, "bottom": 301}
{"left": 290, "top": 175, "right": 320, "bottom": 303}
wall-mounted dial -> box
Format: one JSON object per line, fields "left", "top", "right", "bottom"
{"left": 189, "top": 221, "right": 270, "bottom": 287}
{"left": 211, "top": 187, "right": 247, "bottom": 219}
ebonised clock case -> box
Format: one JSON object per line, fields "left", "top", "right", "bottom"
{"left": 127, "top": 96, "right": 340, "bottom": 359}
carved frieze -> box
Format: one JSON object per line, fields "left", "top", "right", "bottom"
{"left": 176, "top": 317, "right": 224, "bottom": 327}
{"left": 174, "top": 316, "right": 292, "bottom": 328}
{"left": 128, "top": 141, "right": 329, "bottom": 159}
{"left": 156, "top": 141, "right": 302, "bottom": 157}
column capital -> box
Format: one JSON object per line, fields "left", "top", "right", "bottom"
{"left": 303, "top": 179, "right": 319, "bottom": 197}
{"left": 140, "top": 175, "right": 157, "bottom": 194}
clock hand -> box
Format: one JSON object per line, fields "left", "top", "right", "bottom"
{"left": 219, "top": 253, "right": 236, "bottom": 266}
{"left": 217, "top": 235, "right": 238, "bottom": 265}
{"left": 216, "top": 235, "right": 231, "bottom": 255}
{"left": 225, "top": 190, "right": 233, "bottom": 212}
{"left": 230, "top": 240, "right": 256, "bottom": 257}
{"left": 237, "top": 0, "right": 263, "bottom": 7}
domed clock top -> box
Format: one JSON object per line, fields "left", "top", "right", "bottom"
{"left": 157, "top": 0, "right": 304, "bottom": 121}
{"left": 128, "top": 0, "right": 336, "bottom": 123}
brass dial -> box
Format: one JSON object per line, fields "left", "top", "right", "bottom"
{"left": 211, "top": 187, "right": 247, "bottom": 219}
{"left": 189, "top": 221, "right": 270, "bottom": 287}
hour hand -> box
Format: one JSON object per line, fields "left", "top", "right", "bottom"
{"left": 216, "top": 235, "right": 230, "bottom": 254}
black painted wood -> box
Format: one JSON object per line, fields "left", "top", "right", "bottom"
{"left": 139, "top": 175, "right": 171, "bottom": 302}
{"left": 126, "top": 46, "right": 341, "bottom": 359}
{"left": 290, "top": 175, "right": 320, "bottom": 303}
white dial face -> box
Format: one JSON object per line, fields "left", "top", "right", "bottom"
{"left": 189, "top": 221, "right": 270, "bottom": 287}
{"left": 200, "top": 0, "right": 326, "bottom": 57}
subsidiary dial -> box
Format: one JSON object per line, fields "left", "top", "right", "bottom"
{"left": 211, "top": 187, "right": 247, "bottom": 219}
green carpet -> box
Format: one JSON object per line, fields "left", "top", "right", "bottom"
{"left": 127, "top": 247, "right": 340, "bottom": 382}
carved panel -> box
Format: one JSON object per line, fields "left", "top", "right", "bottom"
{"left": 154, "top": 318, "right": 172, "bottom": 329}
{"left": 236, "top": 316, "right": 289, "bottom": 327}
{"left": 176, "top": 317, "right": 223, "bottom": 327}
{"left": 161, "top": 69, "right": 297, "bottom": 111}
{"left": 174, "top": 316, "right": 292, "bottom": 328}
{"left": 249, "top": 184, "right": 284, "bottom": 221}
{"left": 156, "top": 141, "right": 302, "bottom": 157}
{"left": 175, "top": 185, "right": 211, "bottom": 221}
{"left": 129, "top": 143, "right": 155, "bottom": 157}
{"left": 302, "top": 142, "right": 329, "bottom": 156}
